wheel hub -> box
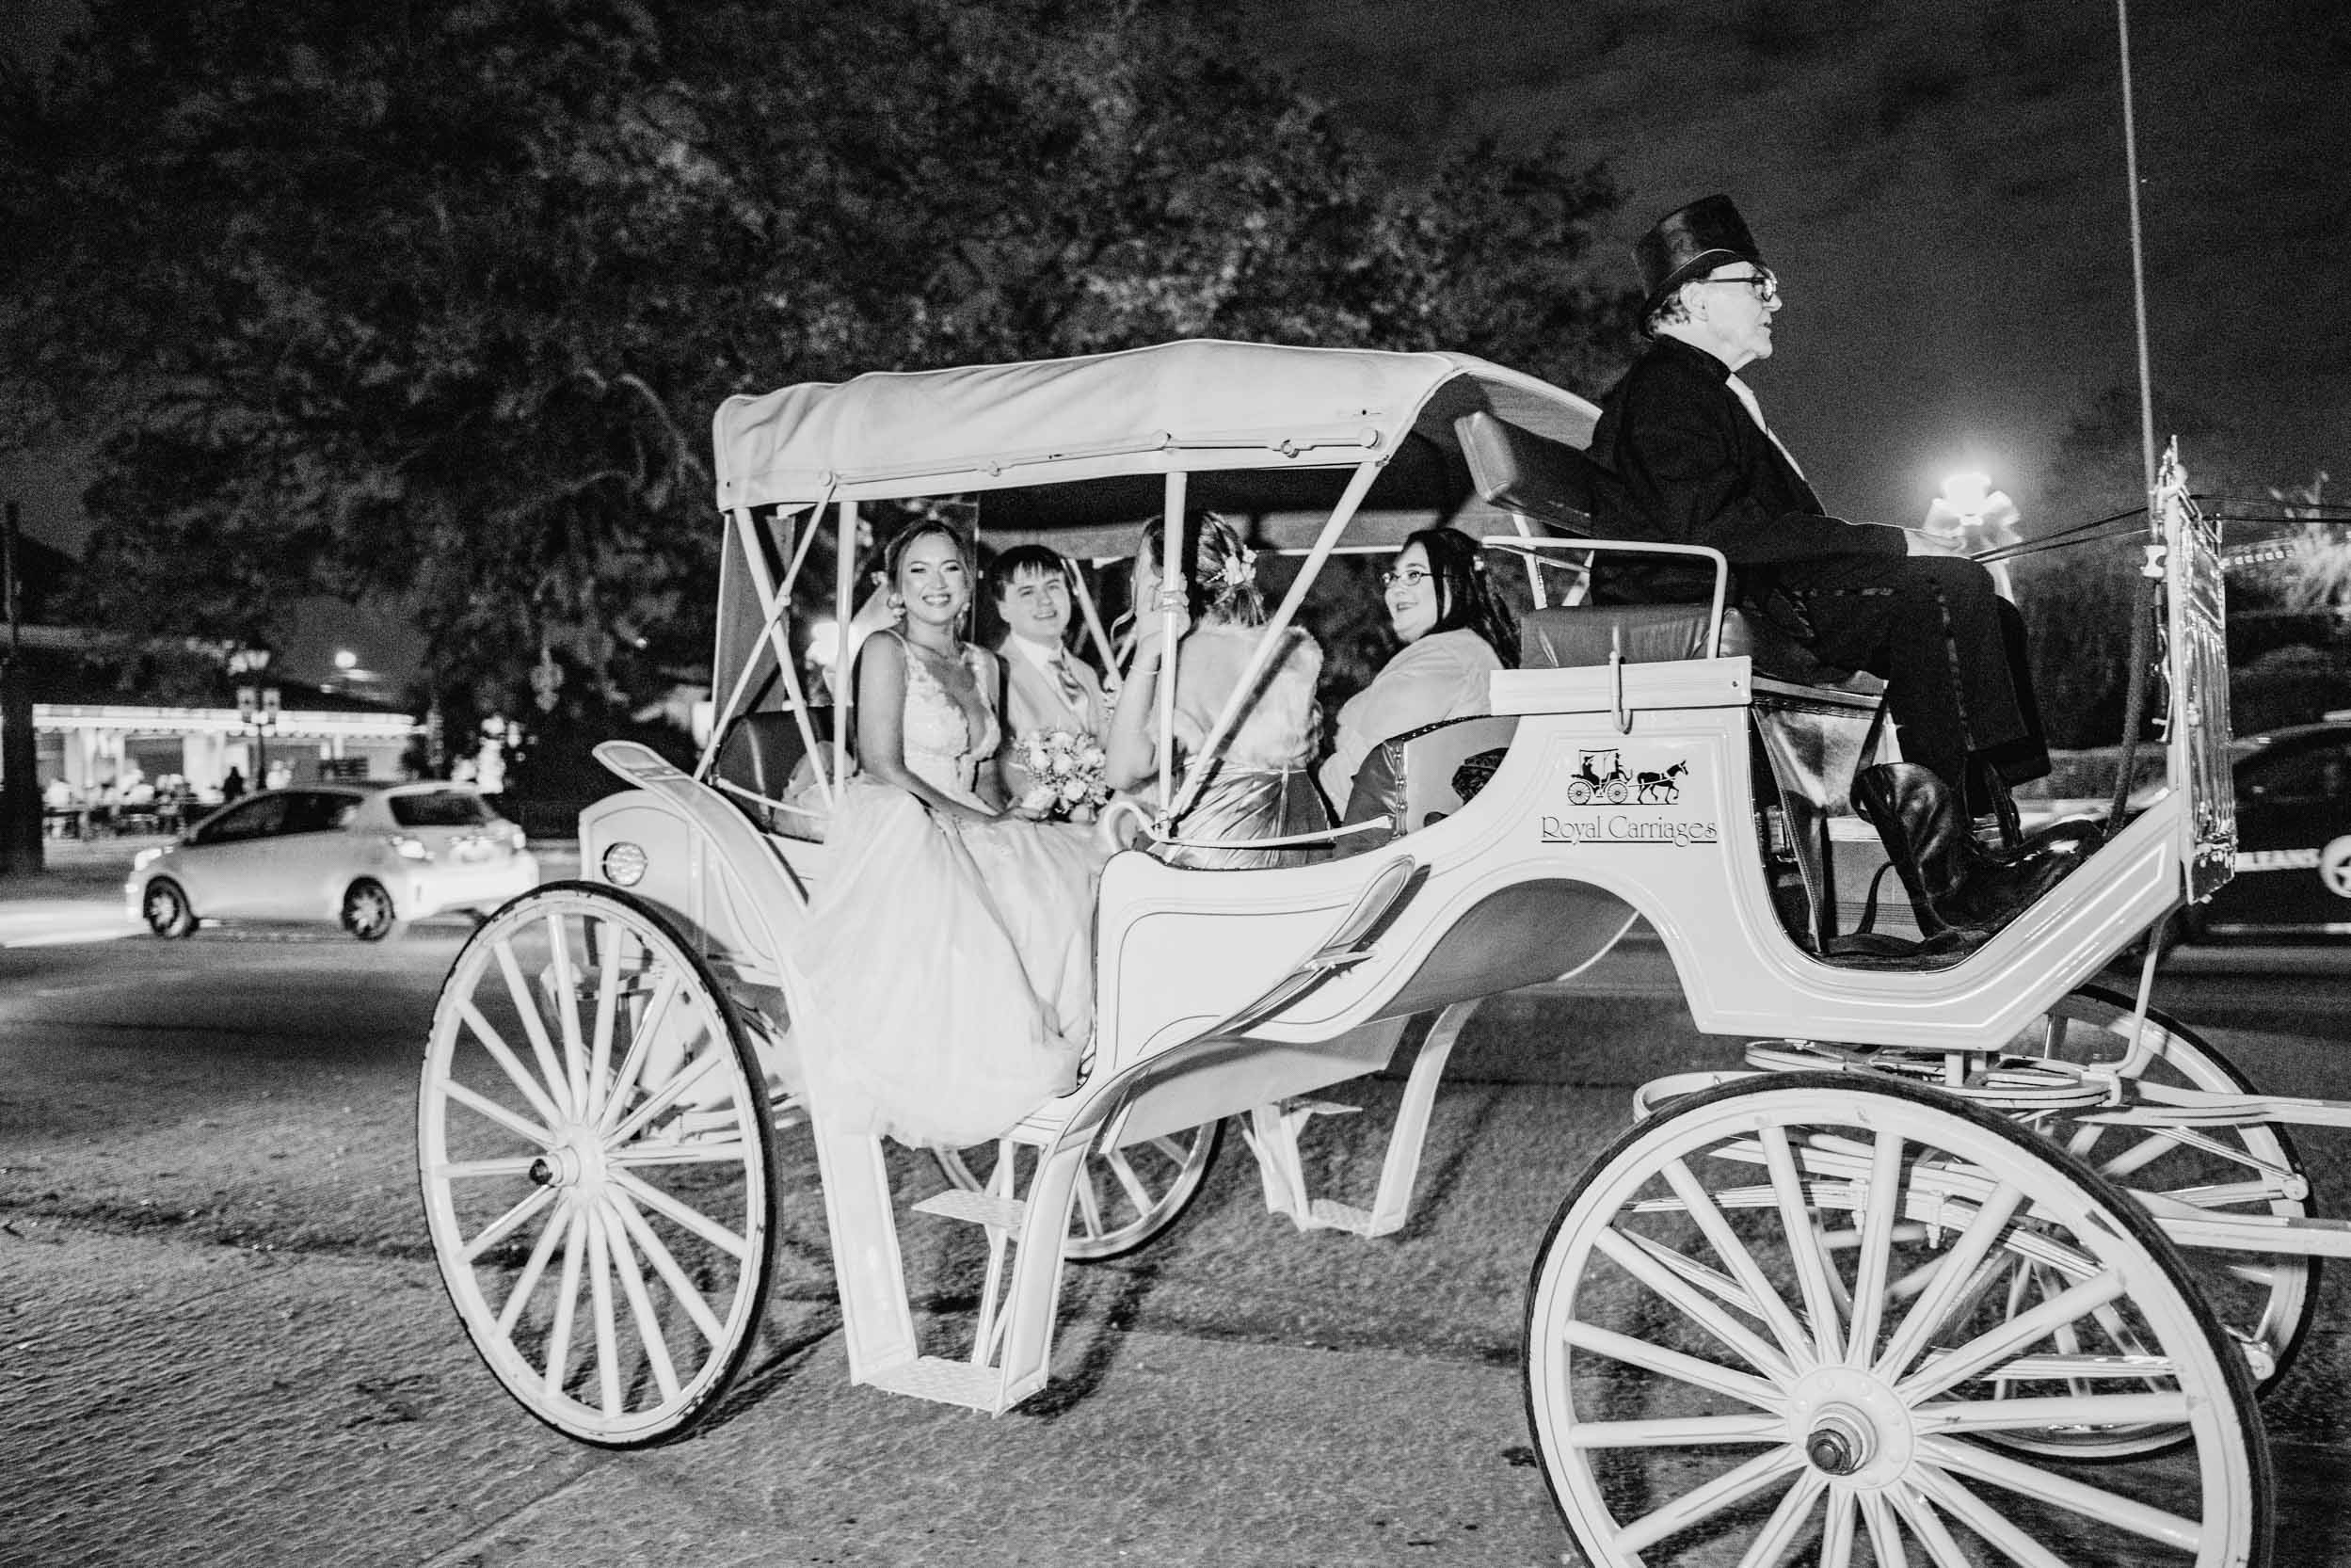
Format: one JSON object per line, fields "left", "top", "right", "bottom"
{"left": 525, "top": 1131, "right": 608, "bottom": 1191}
{"left": 1787, "top": 1368, "right": 1912, "bottom": 1488}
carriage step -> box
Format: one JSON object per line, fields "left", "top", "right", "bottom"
{"left": 1304, "top": 1198, "right": 1383, "bottom": 1236}
{"left": 862, "top": 1354, "right": 1007, "bottom": 1412}
{"left": 913, "top": 1190, "right": 1027, "bottom": 1231}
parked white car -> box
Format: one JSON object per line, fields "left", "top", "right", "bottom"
{"left": 127, "top": 784, "right": 540, "bottom": 940}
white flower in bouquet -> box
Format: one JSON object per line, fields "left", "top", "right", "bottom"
{"left": 1016, "top": 728, "right": 1111, "bottom": 819}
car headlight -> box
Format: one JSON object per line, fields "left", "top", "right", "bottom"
{"left": 133, "top": 846, "right": 165, "bottom": 872}
{"left": 389, "top": 833, "right": 432, "bottom": 861}
{"left": 600, "top": 841, "right": 648, "bottom": 888}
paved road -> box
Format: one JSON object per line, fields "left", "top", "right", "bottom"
{"left": 3, "top": 872, "right": 2348, "bottom": 1567}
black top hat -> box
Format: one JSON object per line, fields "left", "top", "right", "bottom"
{"left": 1633, "top": 194, "right": 1767, "bottom": 315}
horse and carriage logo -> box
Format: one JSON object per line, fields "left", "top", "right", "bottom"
{"left": 1565, "top": 748, "right": 1687, "bottom": 806}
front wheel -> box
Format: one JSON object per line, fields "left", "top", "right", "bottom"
{"left": 342, "top": 877, "right": 401, "bottom": 941}
{"left": 1526, "top": 1073, "right": 2270, "bottom": 1568}
{"left": 420, "top": 882, "right": 783, "bottom": 1447}
{"left": 142, "top": 877, "right": 197, "bottom": 938}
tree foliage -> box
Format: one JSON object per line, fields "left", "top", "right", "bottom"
{"left": 3, "top": 0, "right": 1637, "bottom": 741}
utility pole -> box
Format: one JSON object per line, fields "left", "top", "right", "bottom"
{"left": 1, "top": 500, "right": 40, "bottom": 875}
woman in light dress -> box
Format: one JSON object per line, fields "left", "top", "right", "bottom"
{"left": 1103, "top": 512, "right": 1330, "bottom": 869}
{"left": 1318, "top": 527, "right": 1517, "bottom": 812}
{"left": 797, "top": 521, "right": 1106, "bottom": 1147}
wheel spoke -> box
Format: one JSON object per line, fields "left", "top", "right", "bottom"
{"left": 606, "top": 1047, "right": 727, "bottom": 1148}
{"left": 541, "top": 1205, "right": 589, "bottom": 1397}
{"left": 1885, "top": 1482, "right": 1977, "bottom": 1568}
{"left": 1558, "top": 1317, "right": 1781, "bottom": 1410}
{"left": 1819, "top": 1487, "right": 1859, "bottom": 1568}
{"left": 496, "top": 1191, "right": 572, "bottom": 1336}
{"left": 1917, "top": 1434, "right": 2205, "bottom": 1550}
{"left": 1911, "top": 1391, "right": 2191, "bottom": 1434}
{"left": 1874, "top": 1176, "right": 2025, "bottom": 1381}
{"left": 586, "top": 921, "right": 628, "bottom": 1123}
{"left": 494, "top": 936, "right": 577, "bottom": 1123}
{"left": 1844, "top": 1128, "right": 1906, "bottom": 1363}
{"left": 1562, "top": 1412, "right": 1785, "bottom": 1448}
{"left": 1904, "top": 1460, "right": 2073, "bottom": 1568}
{"left": 1897, "top": 1267, "right": 2129, "bottom": 1404}
{"left": 461, "top": 1182, "right": 557, "bottom": 1263}
{"left": 1760, "top": 1126, "right": 1844, "bottom": 1364}
{"left": 1860, "top": 1492, "right": 1908, "bottom": 1568}
{"left": 596, "top": 964, "right": 684, "bottom": 1134}
{"left": 1103, "top": 1147, "right": 1155, "bottom": 1216}
{"left": 586, "top": 1205, "right": 623, "bottom": 1417}
{"left": 605, "top": 1186, "right": 728, "bottom": 1346}
{"left": 455, "top": 1000, "right": 568, "bottom": 1131}
{"left": 440, "top": 1078, "right": 554, "bottom": 1149}
{"left": 1659, "top": 1157, "right": 1820, "bottom": 1370}
{"left": 1592, "top": 1225, "right": 1795, "bottom": 1384}
{"left": 544, "top": 910, "right": 590, "bottom": 1112}
{"left": 1736, "top": 1470, "right": 1827, "bottom": 1568}
{"left": 1615, "top": 1446, "right": 1803, "bottom": 1556}
{"left": 610, "top": 1165, "right": 750, "bottom": 1260}
{"left": 600, "top": 1193, "right": 682, "bottom": 1404}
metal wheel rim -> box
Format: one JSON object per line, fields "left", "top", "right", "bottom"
{"left": 1525, "top": 1073, "right": 2270, "bottom": 1568}
{"left": 144, "top": 881, "right": 186, "bottom": 936}
{"left": 935, "top": 1118, "right": 1223, "bottom": 1261}
{"left": 344, "top": 881, "right": 395, "bottom": 940}
{"left": 419, "top": 883, "right": 780, "bottom": 1447}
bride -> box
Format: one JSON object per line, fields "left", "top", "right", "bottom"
{"left": 796, "top": 520, "right": 1105, "bottom": 1147}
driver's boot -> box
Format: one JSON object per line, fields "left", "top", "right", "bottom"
{"left": 1851, "top": 762, "right": 2075, "bottom": 944}
{"left": 1966, "top": 756, "right": 2104, "bottom": 867}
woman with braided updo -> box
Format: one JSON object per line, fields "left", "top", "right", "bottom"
{"left": 1103, "top": 511, "right": 1330, "bottom": 870}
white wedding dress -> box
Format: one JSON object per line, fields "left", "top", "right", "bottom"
{"left": 797, "top": 639, "right": 1106, "bottom": 1147}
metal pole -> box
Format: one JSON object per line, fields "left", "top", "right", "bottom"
{"left": 2117, "top": 0, "right": 2159, "bottom": 502}
{"left": 1, "top": 500, "right": 41, "bottom": 873}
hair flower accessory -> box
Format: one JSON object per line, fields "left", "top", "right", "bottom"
{"left": 1218, "top": 546, "right": 1257, "bottom": 591}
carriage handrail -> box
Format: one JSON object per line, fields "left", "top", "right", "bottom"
{"left": 1479, "top": 537, "right": 1734, "bottom": 658}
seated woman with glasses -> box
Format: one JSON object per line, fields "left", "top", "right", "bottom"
{"left": 1317, "top": 527, "right": 1518, "bottom": 809}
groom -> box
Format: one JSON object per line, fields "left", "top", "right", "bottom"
{"left": 992, "top": 544, "right": 1111, "bottom": 788}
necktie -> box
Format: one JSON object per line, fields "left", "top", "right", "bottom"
{"left": 1724, "top": 374, "right": 1807, "bottom": 481}
{"left": 1049, "top": 653, "right": 1086, "bottom": 709}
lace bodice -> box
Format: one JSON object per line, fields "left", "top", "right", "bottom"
{"left": 899, "top": 638, "right": 999, "bottom": 804}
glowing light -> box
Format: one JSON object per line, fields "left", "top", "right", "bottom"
{"left": 1940, "top": 472, "right": 1992, "bottom": 515}
{"left": 334, "top": 648, "right": 360, "bottom": 671}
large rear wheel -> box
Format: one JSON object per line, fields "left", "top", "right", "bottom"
{"left": 1527, "top": 1073, "right": 2270, "bottom": 1568}
{"left": 2015, "top": 984, "right": 2319, "bottom": 1428}
{"left": 420, "top": 882, "right": 783, "bottom": 1447}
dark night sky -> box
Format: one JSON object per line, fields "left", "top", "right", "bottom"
{"left": 1234, "top": 0, "right": 2351, "bottom": 527}
{"left": 6, "top": 0, "right": 2346, "bottom": 555}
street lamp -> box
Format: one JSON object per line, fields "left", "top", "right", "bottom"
{"left": 233, "top": 648, "right": 281, "bottom": 789}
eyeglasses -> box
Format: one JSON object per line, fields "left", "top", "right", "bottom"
{"left": 1380, "top": 568, "right": 1432, "bottom": 588}
{"left": 1688, "top": 270, "right": 1781, "bottom": 306}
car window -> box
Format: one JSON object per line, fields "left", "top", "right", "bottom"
{"left": 390, "top": 791, "right": 495, "bottom": 828}
{"left": 283, "top": 791, "right": 363, "bottom": 834}
{"left": 2242, "top": 744, "right": 2350, "bottom": 805}
{"left": 195, "top": 795, "right": 289, "bottom": 844}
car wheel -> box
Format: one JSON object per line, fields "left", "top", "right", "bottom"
{"left": 142, "top": 878, "right": 197, "bottom": 938}
{"left": 341, "top": 878, "right": 401, "bottom": 942}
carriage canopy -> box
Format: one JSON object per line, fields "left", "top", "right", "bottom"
{"left": 712, "top": 338, "right": 1601, "bottom": 548}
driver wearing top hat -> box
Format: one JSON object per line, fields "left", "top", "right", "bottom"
{"left": 1586, "top": 194, "right": 2096, "bottom": 947}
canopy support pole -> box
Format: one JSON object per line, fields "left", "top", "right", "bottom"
{"left": 1154, "top": 474, "right": 1188, "bottom": 823}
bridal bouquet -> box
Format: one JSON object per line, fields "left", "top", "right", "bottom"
{"left": 1015, "top": 729, "right": 1112, "bottom": 819}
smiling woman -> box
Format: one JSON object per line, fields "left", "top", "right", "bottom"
{"left": 1318, "top": 527, "right": 1517, "bottom": 808}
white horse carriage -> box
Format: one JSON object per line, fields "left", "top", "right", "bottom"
{"left": 419, "top": 339, "right": 2329, "bottom": 1567}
